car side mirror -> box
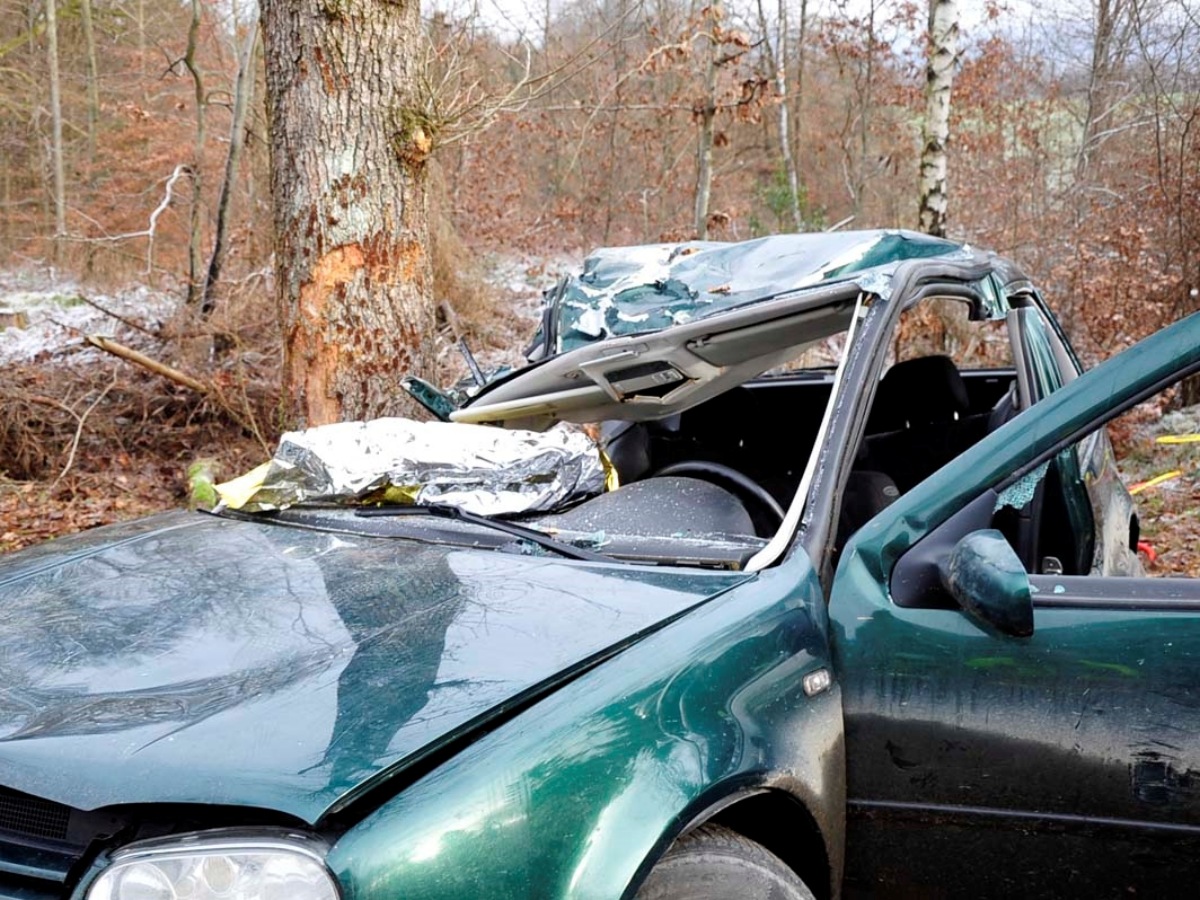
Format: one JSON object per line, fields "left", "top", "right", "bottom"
{"left": 939, "top": 530, "right": 1034, "bottom": 638}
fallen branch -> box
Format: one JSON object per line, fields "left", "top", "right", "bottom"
{"left": 83, "top": 335, "right": 270, "bottom": 446}
{"left": 84, "top": 334, "right": 208, "bottom": 393}
{"left": 75, "top": 294, "right": 159, "bottom": 338}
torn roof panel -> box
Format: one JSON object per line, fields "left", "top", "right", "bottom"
{"left": 530, "top": 230, "right": 966, "bottom": 359}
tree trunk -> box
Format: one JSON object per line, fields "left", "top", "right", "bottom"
{"left": 45, "top": 0, "right": 66, "bottom": 262}
{"left": 184, "top": 0, "right": 206, "bottom": 306}
{"left": 260, "top": 0, "right": 435, "bottom": 428}
{"left": 601, "top": 0, "right": 628, "bottom": 244}
{"left": 694, "top": 1, "right": 721, "bottom": 239}
{"left": 1076, "top": 0, "right": 1125, "bottom": 182}
{"left": 792, "top": 0, "right": 807, "bottom": 175}
{"left": 137, "top": 0, "right": 146, "bottom": 75}
{"left": 201, "top": 21, "right": 258, "bottom": 320}
{"left": 918, "top": 0, "right": 959, "bottom": 237}
{"left": 80, "top": 0, "right": 100, "bottom": 171}
{"left": 756, "top": 0, "right": 801, "bottom": 230}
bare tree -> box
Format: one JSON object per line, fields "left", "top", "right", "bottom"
{"left": 694, "top": 1, "right": 721, "bottom": 239}
{"left": 260, "top": 0, "right": 435, "bottom": 427}
{"left": 80, "top": 0, "right": 100, "bottom": 170}
{"left": 44, "top": 0, "right": 65, "bottom": 261}
{"left": 183, "top": 0, "right": 206, "bottom": 306}
{"left": 756, "top": 0, "right": 801, "bottom": 229}
{"left": 918, "top": 0, "right": 959, "bottom": 236}
{"left": 201, "top": 19, "right": 259, "bottom": 320}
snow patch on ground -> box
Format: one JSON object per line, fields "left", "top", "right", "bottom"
{"left": 483, "top": 251, "right": 579, "bottom": 318}
{"left": 0, "top": 270, "right": 177, "bottom": 366}
{"left": 441, "top": 251, "right": 581, "bottom": 377}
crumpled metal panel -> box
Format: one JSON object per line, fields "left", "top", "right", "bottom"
{"left": 219, "top": 419, "right": 607, "bottom": 516}
{"left": 527, "top": 230, "right": 965, "bottom": 359}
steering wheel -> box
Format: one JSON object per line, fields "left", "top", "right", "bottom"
{"left": 653, "top": 461, "right": 786, "bottom": 534}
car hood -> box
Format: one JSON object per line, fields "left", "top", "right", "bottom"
{"left": 0, "top": 512, "right": 745, "bottom": 824}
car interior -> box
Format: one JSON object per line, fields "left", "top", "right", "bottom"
{"left": 528, "top": 350, "right": 1021, "bottom": 565}
{"left": 454, "top": 287, "right": 1108, "bottom": 574}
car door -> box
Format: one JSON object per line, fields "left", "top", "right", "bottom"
{"left": 830, "top": 313, "right": 1200, "bottom": 898}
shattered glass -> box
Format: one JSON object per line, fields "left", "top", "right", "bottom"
{"left": 994, "top": 461, "right": 1050, "bottom": 512}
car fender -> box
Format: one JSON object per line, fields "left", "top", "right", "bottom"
{"left": 325, "top": 554, "right": 845, "bottom": 900}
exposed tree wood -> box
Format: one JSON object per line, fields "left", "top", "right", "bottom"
{"left": 84, "top": 335, "right": 209, "bottom": 394}
{"left": 918, "top": 0, "right": 959, "bottom": 237}
{"left": 261, "top": 0, "right": 436, "bottom": 428}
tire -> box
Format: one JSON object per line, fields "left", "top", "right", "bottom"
{"left": 635, "top": 824, "right": 816, "bottom": 900}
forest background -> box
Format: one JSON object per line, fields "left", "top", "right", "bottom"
{"left": 0, "top": 0, "right": 1197, "bottom": 555}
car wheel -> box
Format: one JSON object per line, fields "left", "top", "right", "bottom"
{"left": 635, "top": 824, "right": 815, "bottom": 900}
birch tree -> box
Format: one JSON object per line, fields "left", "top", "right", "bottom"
{"left": 44, "top": 0, "right": 65, "bottom": 261}
{"left": 694, "top": 0, "right": 722, "bottom": 239}
{"left": 756, "top": 0, "right": 801, "bottom": 229}
{"left": 917, "top": 0, "right": 959, "bottom": 237}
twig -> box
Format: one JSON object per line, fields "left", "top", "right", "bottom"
{"left": 51, "top": 374, "right": 117, "bottom": 489}
{"left": 74, "top": 294, "right": 160, "bottom": 338}
{"left": 84, "top": 335, "right": 208, "bottom": 393}
{"left": 62, "top": 164, "right": 191, "bottom": 275}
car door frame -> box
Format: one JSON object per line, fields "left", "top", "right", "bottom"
{"left": 794, "top": 257, "right": 1043, "bottom": 591}
{"left": 828, "top": 311, "right": 1200, "bottom": 896}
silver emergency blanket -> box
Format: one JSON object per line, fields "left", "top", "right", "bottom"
{"left": 216, "top": 418, "right": 608, "bottom": 516}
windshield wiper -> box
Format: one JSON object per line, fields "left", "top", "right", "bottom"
{"left": 354, "top": 505, "right": 613, "bottom": 563}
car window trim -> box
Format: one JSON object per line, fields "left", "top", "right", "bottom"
{"left": 996, "top": 354, "right": 1200, "bottom": 494}
{"left": 1030, "top": 574, "right": 1200, "bottom": 612}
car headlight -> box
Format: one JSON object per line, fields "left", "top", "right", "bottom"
{"left": 84, "top": 831, "right": 340, "bottom": 900}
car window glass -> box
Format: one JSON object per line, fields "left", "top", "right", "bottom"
{"left": 1021, "top": 310, "right": 1065, "bottom": 397}
{"left": 994, "top": 381, "right": 1199, "bottom": 579}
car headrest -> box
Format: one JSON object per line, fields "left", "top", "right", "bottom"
{"left": 868, "top": 355, "right": 970, "bottom": 431}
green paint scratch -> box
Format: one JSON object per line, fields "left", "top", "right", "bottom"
{"left": 1080, "top": 660, "right": 1139, "bottom": 678}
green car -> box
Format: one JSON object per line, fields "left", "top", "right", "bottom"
{"left": 1, "top": 231, "right": 1197, "bottom": 900}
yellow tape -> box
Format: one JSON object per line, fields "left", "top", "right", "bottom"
{"left": 214, "top": 461, "right": 272, "bottom": 509}
{"left": 1156, "top": 434, "right": 1200, "bottom": 444}
{"left": 599, "top": 449, "right": 620, "bottom": 493}
{"left": 1129, "top": 469, "right": 1183, "bottom": 495}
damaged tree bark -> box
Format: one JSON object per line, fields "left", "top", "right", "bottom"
{"left": 917, "top": 0, "right": 959, "bottom": 237}
{"left": 260, "top": 0, "right": 435, "bottom": 428}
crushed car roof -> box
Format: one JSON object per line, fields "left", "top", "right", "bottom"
{"left": 525, "top": 229, "right": 967, "bottom": 359}
{"left": 453, "top": 230, "right": 976, "bottom": 427}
